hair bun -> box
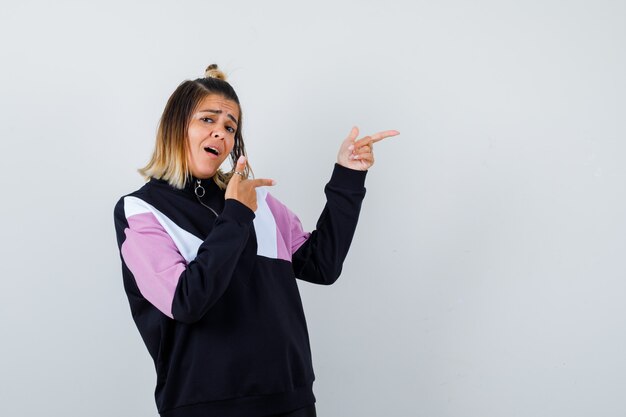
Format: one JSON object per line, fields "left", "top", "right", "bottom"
{"left": 205, "top": 64, "right": 227, "bottom": 81}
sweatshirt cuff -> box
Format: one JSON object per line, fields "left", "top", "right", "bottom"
{"left": 329, "top": 163, "right": 368, "bottom": 189}
{"left": 221, "top": 199, "right": 255, "bottom": 223}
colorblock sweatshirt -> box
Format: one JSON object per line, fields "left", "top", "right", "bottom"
{"left": 113, "top": 164, "right": 367, "bottom": 417}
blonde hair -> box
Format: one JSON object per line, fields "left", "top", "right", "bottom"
{"left": 139, "top": 64, "right": 251, "bottom": 189}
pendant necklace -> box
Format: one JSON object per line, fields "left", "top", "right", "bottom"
{"left": 194, "top": 179, "right": 218, "bottom": 217}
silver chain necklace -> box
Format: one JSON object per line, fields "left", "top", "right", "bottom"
{"left": 194, "top": 179, "right": 218, "bottom": 217}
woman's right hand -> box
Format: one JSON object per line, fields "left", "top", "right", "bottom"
{"left": 225, "top": 156, "right": 275, "bottom": 212}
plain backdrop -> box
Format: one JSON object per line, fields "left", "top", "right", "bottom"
{"left": 1, "top": 1, "right": 625, "bottom": 416}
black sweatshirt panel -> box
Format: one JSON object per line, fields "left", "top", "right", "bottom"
{"left": 113, "top": 164, "right": 366, "bottom": 417}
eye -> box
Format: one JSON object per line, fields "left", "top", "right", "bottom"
{"left": 226, "top": 126, "right": 236, "bottom": 133}
{"left": 200, "top": 117, "right": 213, "bottom": 123}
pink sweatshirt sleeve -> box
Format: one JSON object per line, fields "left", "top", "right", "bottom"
{"left": 121, "top": 211, "right": 187, "bottom": 318}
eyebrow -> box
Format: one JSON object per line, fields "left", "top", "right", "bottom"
{"left": 198, "top": 109, "right": 238, "bottom": 125}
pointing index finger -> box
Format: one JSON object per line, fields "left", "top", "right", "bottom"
{"left": 248, "top": 178, "right": 276, "bottom": 188}
{"left": 354, "top": 130, "right": 400, "bottom": 147}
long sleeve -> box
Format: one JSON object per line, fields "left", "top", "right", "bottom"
{"left": 114, "top": 197, "right": 255, "bottom": 323}
{"left": 291, "top": 164, "right": 367, "bottom": 285}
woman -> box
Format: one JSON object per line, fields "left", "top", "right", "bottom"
{"left": 114, "top": 64, "right": 398, "bottom": 417}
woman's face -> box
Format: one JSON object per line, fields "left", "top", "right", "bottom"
{"left": 187, "top": 94, "right": 240, "bottom": 179}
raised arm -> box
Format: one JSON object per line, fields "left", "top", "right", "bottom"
{"left": 114, "top": 196, "right": 255, "bottom": 323}
{"left": 114, "top": 157, "right": 275, "bottom": 323}
{"left": 292, "top": 127, "right": 399, "bottom": 284}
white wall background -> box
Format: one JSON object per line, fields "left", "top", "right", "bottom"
{"left": 1, "top": 0, "right": 625, "bottom": 416}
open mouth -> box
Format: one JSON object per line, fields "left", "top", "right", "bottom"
{"left": 204, "top": 146, "right": 219, "bottom": 156}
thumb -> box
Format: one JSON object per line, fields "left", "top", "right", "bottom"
{"left": 343, "top": 126, "right": 359, "bottom": 146}
{"left": 233, "top": 155, "right": 247, "bottom": 179}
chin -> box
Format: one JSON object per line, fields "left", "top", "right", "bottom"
{"left": 190, "top": 163, "right": 219, "bottom": 179}
{"left": 200, "top": 171, "right": 218, "bottom": 179}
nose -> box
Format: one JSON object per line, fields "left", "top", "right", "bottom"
{"left": 213, "top": 130, "right": 224, "bottom": 140}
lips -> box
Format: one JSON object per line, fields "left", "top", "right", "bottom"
{"left": 204, "top": 146, "right": 219, "bottom": 156}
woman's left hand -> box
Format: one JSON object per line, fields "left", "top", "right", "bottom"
{"left": 337, "top": 126, "right": 399, "bottom": 171}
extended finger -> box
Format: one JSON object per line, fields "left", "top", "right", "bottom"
{"left": 248, "top": 178, "right": 276, "bottom": 188}
{"left": 355, "top": 130, "right": 399, "bottom": 146}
